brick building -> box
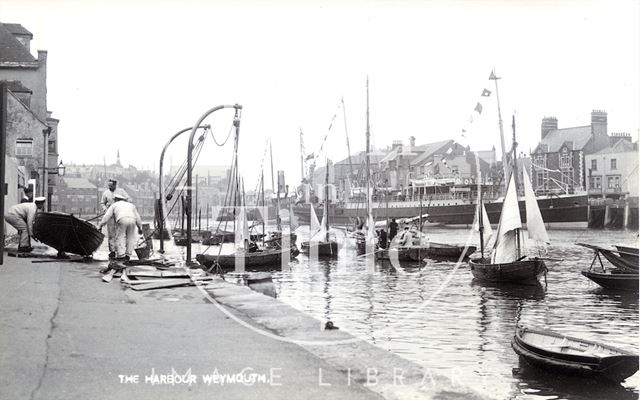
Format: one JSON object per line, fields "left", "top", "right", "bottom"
{"left": 51, "top": 177, "right": 99, "bottom": 216}
{"left": 531, "top": 110, "right": 611, "bottom": 195}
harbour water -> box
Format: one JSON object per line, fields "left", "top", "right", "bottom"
{"left": 168, "top": 226, "right": 638, "bottom": 399}
{"left": 268, "top": 227, "right": 639, "bottom": 400}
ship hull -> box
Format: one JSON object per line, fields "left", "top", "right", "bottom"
{"left": 281, "top": 193, "right": 588, "bottom": 228}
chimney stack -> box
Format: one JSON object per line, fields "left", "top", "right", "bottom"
{"left": 541, "top": 116, "right": 558, "bottom": 140}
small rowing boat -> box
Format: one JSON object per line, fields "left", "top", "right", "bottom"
{"left": 512, "top": 326, "right": 639, "bottom": 383}
{"left": 33, "top": 212, "right": 104, "bottom": 256}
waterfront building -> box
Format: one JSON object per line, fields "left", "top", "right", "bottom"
{"left": 531, "top": 110, "right": 611, "bottom": 195}
{"left": 0, "top": 22, "right": 60, "bottom": 210}
{"left": 585, "top": 134, "right": 638, "bottom": 201}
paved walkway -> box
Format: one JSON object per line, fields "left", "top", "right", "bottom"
{"left": 0, "top": 255, "right": 383, "bottom": 400}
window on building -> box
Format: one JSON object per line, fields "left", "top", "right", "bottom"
{"left": 48, "top": 140, "right": 56, "bottom": 154}
{"left": 561, "top": 169, "right": 573, "bottom": 188}
{"left": 610, "top": 158, "right": 617, "bottom": 170}
{"left": 590, "top": 176, "right": 602, "bottom": 189}
{"left": 16, "top": 139, "right": 33, "bottom": 156}
{"left": 607, "top": 176, "right": 621, "bottom": 189}
{"left": 560, "top": 148, "right": 571, "bottom": 168}
{"left": 591, "top": 159, "right": 597, "bottom": 171}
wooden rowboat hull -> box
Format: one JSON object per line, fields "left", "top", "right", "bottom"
{"left": 196, "top": 248, "right": 297, "bottom": 271}
{"left": 581, "top": 270, "right": 639, "bottom": 292}
{"left": 469, "top": 258, "right": 547, "bottom": 285}
{"left": 33, "top": 212, "right": 104, "bottom": 256}
{"left": 301, "top": 241, "right": 338, "bottom": 257}
{"left": 512, "top": 326, "right": 639, "bottom": 383}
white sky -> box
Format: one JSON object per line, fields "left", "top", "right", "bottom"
{"left": 2, "top": 0, "right": 638, "bottom": 190}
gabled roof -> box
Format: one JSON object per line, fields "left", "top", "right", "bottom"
{"left": 3, "top": 23, "right": 32, "bottom": 38}
{"left": 335, "top": 150, "right": 386, "bottom": 166}
{"left": 410, "top": 140, "right": 454, "bottom": 166}
{"left": 537, "top": 126, "right": 592, "bottom": 153}
{"left": 1, "top": 80, "right": 31, "bottom": 93}
{"left": 63, "top": 177, "right": 98, "bottom": 190}
{"left": 0, "top": 22, "right": 36, "bottom": 64}
{"left": 593, "top": 139, "right": 638, "bottom": 155}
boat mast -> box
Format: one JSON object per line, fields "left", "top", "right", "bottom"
{"left": 325, "top": 160, "right": 330, "bottom": 242}
{"left": 511, "top": 115, "right": 521, "bottom": 259}
{"left": 478, "top": 177, "right": 485, "bottom": 259}
{"left": 490, "top": 70, "right": 509, "bottom": 189}
{"left": 342, "top": 97, "right": 354, "bottom": 196}
{"left": 270, "top": 140, "right": 281, "bottom": 231}
{"left": 261, "top": 169, "right": 265, "bottom": 245}
{"left": 365, "top": 77, "right": 371, "bottom": 227}
{"left": 299, "top": 129, "right": 305, "bottom": 181}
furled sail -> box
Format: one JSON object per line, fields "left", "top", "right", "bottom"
{"left": 491, "top": 173, "right": 521, "bottom": 264}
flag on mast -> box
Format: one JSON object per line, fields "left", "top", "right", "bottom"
{"left": 481, "top": 88, "right": 492, "bottom": 96}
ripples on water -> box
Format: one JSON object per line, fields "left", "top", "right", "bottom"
{"left": 262, "top": 227, "right": 640, "bottom": 400}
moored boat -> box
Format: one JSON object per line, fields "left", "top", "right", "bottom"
{"left": 196, "top": 247, "right": 297, "bottom": 272}
{"left": 33, "top": 212, "right": 105, "bottom": 256}
{"left": 470, "top": 257, "right": 547, "bottom": 284}
{"left": 301, "top": 164, "right": 339, "bottom": 259}
{"left": 400, "top": 242, "right": 477, "bottom": 261}
{"left": 581, "top": 270, "right": 639, "bottom": 292}
{"left": 511, "top": 326, "right": 639, "bottom": 383}
{"left": 469, "top": 116, "right": 550, "bottom": 285}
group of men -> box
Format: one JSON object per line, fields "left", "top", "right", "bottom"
{"left": 97, "top": 179, "right": 143, "bottom": 261}
{"left": 4, "top": 178, "right": 143, "bottom": 260}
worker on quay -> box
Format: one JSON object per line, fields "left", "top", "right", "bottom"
{"left": 5, "top": 197, "right": 46, "bottom": 252}
{"left": 101, "top": 178, "right": 129, "bottom": 258}
{"left": 97, "top": 194, "right": 143, "bottom": 261}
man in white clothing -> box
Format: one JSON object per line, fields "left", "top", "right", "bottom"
{"left": 5, "top": 197, "right": 46, "bottom": 252}
{"left": 98, "top": 194, "right": 142, "bottom": 260}
{"left": 100, "top": 178, "right": 129, "bottom": 258}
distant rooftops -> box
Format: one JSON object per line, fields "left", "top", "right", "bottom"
{"left": 538, "top": 126, "right": 592, "bottom": 152}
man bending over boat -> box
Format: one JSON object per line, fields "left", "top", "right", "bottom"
{"left": 97, "top": 194, "right": 142, "bottom": 261}
{"left": 5, "top": 197, "right": 46, "bottom": 252}
{"left": 100, "top": 178, "right": 129, "bottom": 259}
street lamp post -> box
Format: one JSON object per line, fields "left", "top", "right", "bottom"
{"left": 44, "top": 160, "right": 65, "bottom": 211}
{"left": 186, "top": 104, "right": 241, "bottom": 264}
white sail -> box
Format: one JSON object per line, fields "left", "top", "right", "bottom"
{"left": 473, "top": 202, "right": 494, "bottom": 247}
{"left": 310, "top": 204, "right": 320, "bottom": 232}
{"left": 522, "top": 167, "right": 549, "bottom": 245}
{"left": 491, "top": 173, "right": 521, "bottom": 264}
{"left": 234, "top": 201, "right": 249, "bottom": 250}
{"left": 289, "top": 203, "right": 299, "bottom": 231}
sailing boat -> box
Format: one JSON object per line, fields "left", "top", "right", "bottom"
{"left": 301, "top": 160, "right": 338, "bottom": 257}
{"left": 355, "top": 77, "right": 378, "bottom": 257}
{"left": 469, "top": 116, "right": 549, "bottom": 284}
{"left": 196, "top": 128, "right": 298, "bottom": 272}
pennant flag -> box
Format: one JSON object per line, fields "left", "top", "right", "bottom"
{"left": 481, "top": 88, "right": 491, "bottom": 97}
{"left": 489, "top": 71, "right": 499, "bottom": 80}
{"left": 474, "top": 102, "right": 483, "bottom": 114}
{"left": 305, "top": 153, "right": 315, "bottom": 161}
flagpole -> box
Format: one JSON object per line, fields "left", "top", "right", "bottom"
{"left": 489, "top": 69, "right": 509, "bottom": 189}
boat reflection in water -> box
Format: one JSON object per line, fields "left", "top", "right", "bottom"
{"left": 513, "top": 363, "right": 639, "bottom": 400}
